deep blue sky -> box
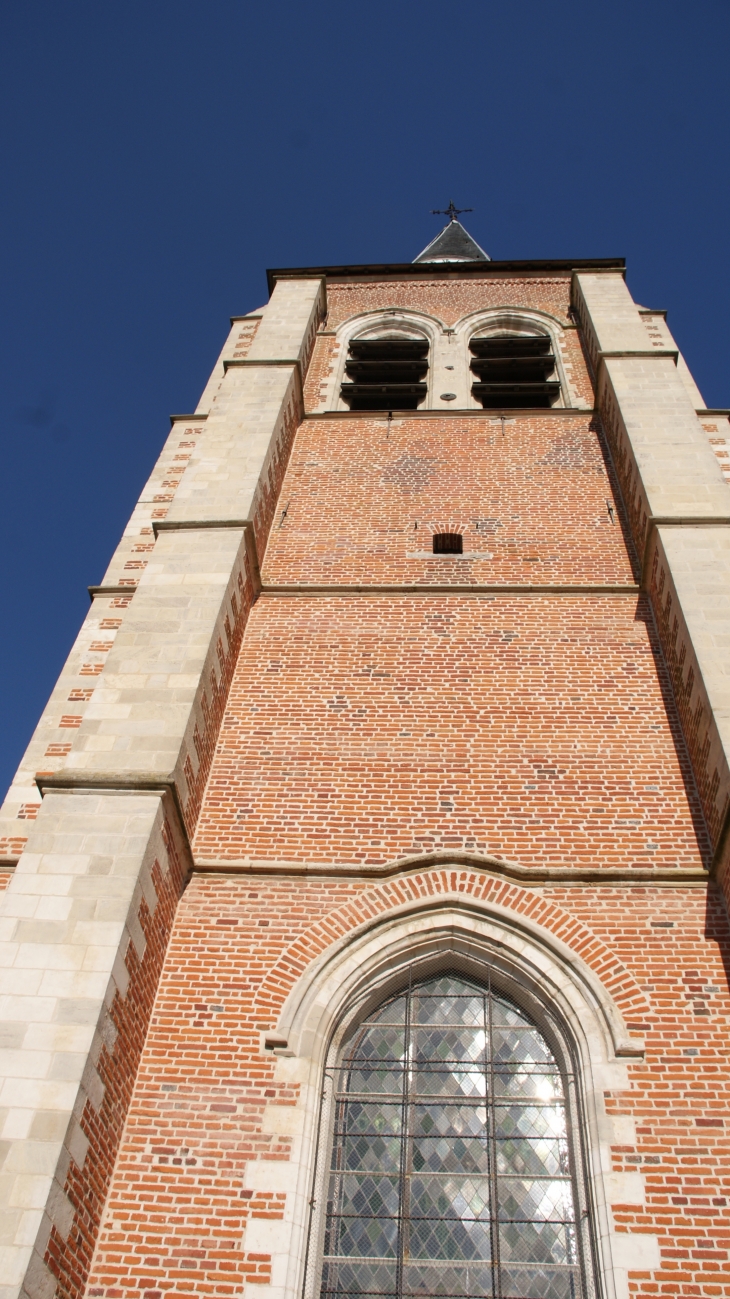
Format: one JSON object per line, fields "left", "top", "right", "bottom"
{"left": 1, "top": 0, "right": 728, "bottom": 799}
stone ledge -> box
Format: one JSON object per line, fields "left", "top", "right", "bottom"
{"left": 168, "top": 412, "right": 208, "bottom": 425}
{"left": 192, "top": 848, "right": 709, "bottom": 887}
{"left": 302, "top": 406, "right": 597, "bottom": 419}
{"left": 223, "top": 357, "right": 300, "bottom": 370}
{"left": 259, "top": 583, "right": 641, "bottom": 596}
{"left": 87, "top": 585, "right": 137, "bottom": 600}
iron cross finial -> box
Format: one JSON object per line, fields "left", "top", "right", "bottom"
{"left": 430, "top": 200, "right": 473, "bottom": 223}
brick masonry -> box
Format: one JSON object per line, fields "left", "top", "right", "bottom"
{"left": 324, "top": 276, "right": 574, "bottom": 329}
{"left": 262, "top": 414, "right": 637, "bottom": 587}
{"left": 193, "top": 592, "right": 708, "bottom": 871}
{"left": 84, "top": 871, "right": 730, "bottom": 1299}
{"left": 3, "top": 263, "right": 730, "bottom": 1299}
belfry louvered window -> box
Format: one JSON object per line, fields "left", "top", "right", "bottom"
{"left": 320, "top": 972, "right": 595, "bottom": 1299}
{"left": 470, "top": 335, "right": 560, "bottom": 408}
{"left": 340, "top": 338, "right": 429, "bottom": 411}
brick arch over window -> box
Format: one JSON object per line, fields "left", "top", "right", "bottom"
{"left": 253, "top": 866, "right": 650, "bottom": 1055}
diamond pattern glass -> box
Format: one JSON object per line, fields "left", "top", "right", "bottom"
{"left": 321, "top": 973, "right": 588, "bottom": 1299}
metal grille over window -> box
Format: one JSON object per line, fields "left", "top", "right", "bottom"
{"left": 432, "top": 533, "right": 463, "bottom": 555}
{"left": 321, "top": 973, "right": 594, "bottom": 1299}
{"left": 341, "top": 338, "right": 429, "bottom": 411}
{"left": 470, "top": 335, "right": 560, "bottom": 408}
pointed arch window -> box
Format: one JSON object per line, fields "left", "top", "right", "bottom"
{"left": 320, "top": 972, "right": 595, "bottom": 1299}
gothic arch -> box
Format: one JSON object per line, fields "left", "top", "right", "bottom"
{"left": 254, "top": 867, "right": 650, "bottom": 1048}
{"left": 262, "top": 879, "right": 651, "bottom": 1299}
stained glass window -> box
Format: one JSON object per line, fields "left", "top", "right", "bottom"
{"left": 320, "top": 972, "right": 593, "bottom": 1299}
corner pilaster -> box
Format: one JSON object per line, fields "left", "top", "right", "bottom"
{"left": 0, "top": 275, "right": 325, "bottom": 1299}
{"left": 574, "top": 271, "right": 730, "bottom": 896}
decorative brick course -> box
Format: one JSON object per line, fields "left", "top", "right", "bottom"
{"left": 0, "top": 837, "right": 25, "bottom": 860}
{"left": 324, "top": 277, "right": 573, "bottom": 329}
{"left": 232, "top": 318, "right": 261, "bottom": 358}
{"left": 705, "top": 422, "right": 730, "bottom": 488}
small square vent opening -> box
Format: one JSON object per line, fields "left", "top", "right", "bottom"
{"left": 433, "top": 532, "right": 463, "bottom": 555}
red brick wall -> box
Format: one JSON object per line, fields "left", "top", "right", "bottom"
{"left": 193, "top": 593, "right": 707, "bottom": 871}
{"left": 261, "top": 414, "right": 636, "bottom": 587}
{"left": 84, "top": 869, "right": 730, "bottom": 1299}
{"left": 303, "top": 332, "right": 337, "bottom": 409}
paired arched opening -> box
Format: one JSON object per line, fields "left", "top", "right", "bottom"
{"left": 325, "top": 309, "right": 572, "bottom": 413}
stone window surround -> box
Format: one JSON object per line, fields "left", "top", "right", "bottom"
{"left": 314, "top": 969, "right": 593, "bottom": 1299}
{"left": 322, "top": 309, "right": 578, "bottom": 414}
{"left": 251, "top": 895, "right": 656, "bottom": 1299}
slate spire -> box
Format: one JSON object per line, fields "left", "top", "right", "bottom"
{"left": 414, "top": 203, "right": 490, "bottom": 263}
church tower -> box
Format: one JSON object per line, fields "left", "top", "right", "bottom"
{"left": 2, "top": 214, "right": 730, "bottom": 1299}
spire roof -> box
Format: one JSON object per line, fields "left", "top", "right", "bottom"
{"left": 414, "top": 218, "right": 490, "bottom": 264}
